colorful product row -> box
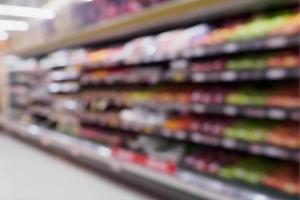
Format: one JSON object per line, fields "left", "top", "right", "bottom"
{"left": 85, "top": 11, "right": 300, "bottom": 65}
{"left": 184, "top": 149, "right": 299, "bottom": 195}
{"left": 165, "top": 116, "right": 299, "bottom": 149}
{"left": 81, "top": 107, "right": 300, "bottom": 149}
{"left": 191, "top": 51, "right": 299, "bottom": 72}
{"left": 83, "top": 83, "right": 299, "bottom": 109}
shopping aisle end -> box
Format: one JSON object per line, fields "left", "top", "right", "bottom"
{"left": 0, "top": 133, "right": 154, "bottom": 200}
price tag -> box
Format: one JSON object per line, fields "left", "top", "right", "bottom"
{"left": 191, "top": 133, "right": 203, "bottom": 143}
{"left": 174, "top": 131, "right": 187, "bottom": 140}
{"left": 170, "top": 59, "right": 189, "bottom": 69}
{"left": 266, "top": 69, "right": 287, "bottom": 79}
{"left": 221, "top": 71, "right": 237, "bottom": 81}
{"left": 244, "top": 108, "right": 265, "bottom": 118}
{"left": 266, "top": 37, "right": 288, "bottom": 48}
{"left": 223, "top": 106, "right": 237, "bottom": 115}
{"left": 222, "top": 139, "right": 236, "bottom": 148}
{"left": 249, "top": 144, "right": 262, "bottom": 154}
{"left": 192, "top": 73, "right": 206, "bottom": 82}
{"left": 194, "top": 47, "right": 206, "bottom": 56}
{"left": 223, "top": 43, "right": 239, "bottom": 53}
{"left": 264, "top": 146, "right": 286, "bottom": 158}
{"left": 161, "top": 129, "right": 172, "bottom": 137}
{"left": 192, "top": 104, "right": 206, "bottom": 113}
{"left": 268, "top": 109, "right": 286, "bottom": 120}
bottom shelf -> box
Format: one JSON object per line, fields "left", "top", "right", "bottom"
{"left": 0, "top": 116, "right": 297, "bottom": 200}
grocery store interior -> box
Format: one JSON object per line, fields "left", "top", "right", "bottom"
{"left": 0, "top": 0, "right": 299, "bottom": 200}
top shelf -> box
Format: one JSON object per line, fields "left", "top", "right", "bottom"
{"left": 8, "top": 0, "right": 296, "bottom": 57}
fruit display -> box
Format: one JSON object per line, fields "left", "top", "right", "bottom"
{"left": 184, "top": 148, "right": 299, "bottom": 195}
{"left": 263, "top": 163, "right": 300, "bottom": 195}
{"left": 81, "top": 100, "right": 300, "bottom": 149}
{"left": 81, "top": 50, "right": 300, "bottom": 83}
{"left": 81, "top": 67, "right": 162, "bottom": 85}
{"left": 224, "top": 51, "right": 300, "bottom": 71}
{"left": 80, "top": 11, "right": 300, "bottom": 66}
{"left": 82, "top": 82, "right": 299, "bottom": 109}
{"left": 5, "top": 3, "right": 299, "bottom": 200}
{"left": 219, "top": 157, "right": 276, "bottom": 184}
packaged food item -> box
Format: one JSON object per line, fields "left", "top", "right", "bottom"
{"left": 263, "top": 163, "right": 300, "bottom": 195}
{"left": 123, "top": 36, "right": 157, "bottom": 64}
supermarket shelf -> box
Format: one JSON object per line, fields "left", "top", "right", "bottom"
{"left": 82, "top": 35, "right": 300, "bottom": 72}
{"left": 178, "top": 167, "right": 298, "bottom": 200}
{"left": 190, "top": 67, "right": 300, "bottom": 82}
{"left": 81, "top": 67, "right": 300, "bottom": 86}
{"left": 184, "top": 34, "right": 300, "bottom": 59}
{"left": 137, "top": 102, "right": 299, "bottom": 121}
{"left": 9, "top": 0, "right": 296, "bottom": 57}
{"left": 190, "top": 104, "right": 300, "bottom": 121}
{"left": 80, "top": 114, "right": 300, "bottom": 162}
{"left": 0, "top": 116, "right": 295, "bottom": 200}
{"left": 82, "top": 98, "right": 300, "bottom": 121}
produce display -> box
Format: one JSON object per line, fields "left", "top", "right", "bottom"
{"left": 183, "top": 148, "right": 299, "bottom": 195}
{"left": 81, "top": 11, "right": 300, "bottom": 66}
{"left": 192, "top": 51, "right": 300, "bottom": 72}
{"left": 82, "top": 82, "right": 299, "bottom": 109}
{"left": 80, "top": 105, "right": 300, "bottom": 149}
{"left": 5, "top": 4, "right": 299, "bottom": 200}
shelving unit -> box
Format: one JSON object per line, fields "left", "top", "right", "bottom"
{"left": 1, "top": 0, "right": 299, "bottom": 199}
{"left": 8, "top": 0, "right": 297, "bottom": 57}
{"left": 0, "top": 117, "right": 297, "bottom": 200}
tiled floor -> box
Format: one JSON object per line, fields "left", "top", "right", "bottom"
{"left": 0, "top": 133, "right": 154, "bottom": 200}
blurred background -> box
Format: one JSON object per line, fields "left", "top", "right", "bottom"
{"left": 0, "top": 0, "right": 299, "bottom": 200}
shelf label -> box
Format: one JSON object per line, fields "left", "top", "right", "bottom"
{"left": 191, "top": 133, "right": 203, "bottom": 143}
{"left": 170, "top": 59, "right": 189, "bottom": 70}
{"left": 266, "top": 69, "right": 287, "bottom": 79}
{"left": 194, "top": 47, "right": 206, "bottom": 56}
{"left": 223, "top": 106, "right": 237, "bottom": 115}
{"left": 222, "top": 139, "right": 236, "bottom": 148}
{"left": 264, "top": 146, "right": 287, "bottom": 158}
{"left": 161, "top": 129, "right": 172, "bottom": 137}
{"left": 174, "top": 131, "right": 187, "bottom": 140}
{"left": 192, "top": 73, "right": 206, "bottom": 82}
{"left": 221, "top": 71, "right": 237, "bottom": 81}
{"left": 266, "top": 37, "right": 288, "bottom": 48}
{"left": 244, "top": 108, "right": 265, "bottom": 118}
{"left": 192, "top": 104, "right": 206, "bottom": 113}
{"left": 268, "top": 109, "right": 286, "bottom": 120}
{"left": 249, "top": 144, "right": 262, "bottom": 154}
{"left": 223, "top": 43, "right": 239, "bottom": 53}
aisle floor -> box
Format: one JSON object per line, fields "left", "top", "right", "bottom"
{"left": 0, "top": 133, "right": 154, "bottom": 200}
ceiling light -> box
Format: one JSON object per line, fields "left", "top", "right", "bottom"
{"left": 0, "top": 31, "right": 9, "bottom": 40}
{"left": 0, "top": 20, "right": 29, "bottom": 31}
{"left": 0, "top": 4, "right": 55, "bottom": 19}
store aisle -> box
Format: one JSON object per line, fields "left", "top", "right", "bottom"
{"left": 0, "top": 133, "right": 154, "bottom": 200}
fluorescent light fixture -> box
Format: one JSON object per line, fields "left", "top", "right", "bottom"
{"left": 0, "top": 19, "right": 29, "bottom": 31}
{"left": 0, "top": 31, "right": 9, "bottom": 40}
{"left": 0, "top": 4, "right": 55, "bottom": 19}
